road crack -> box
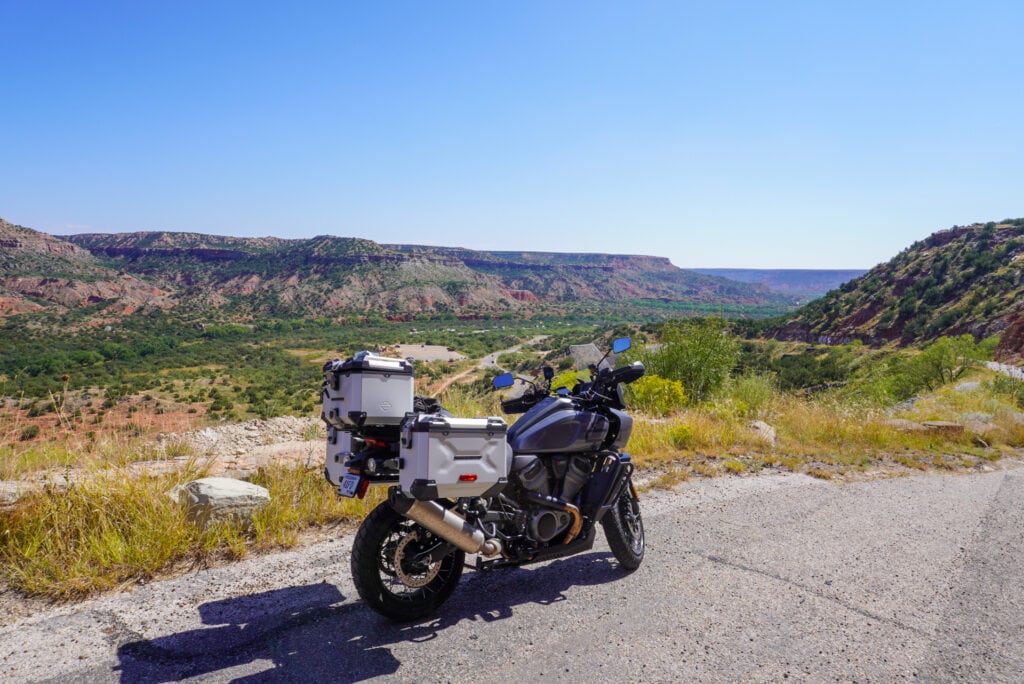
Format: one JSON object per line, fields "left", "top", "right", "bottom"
{"left": 692, "top": 550, "right": 932, "bottom": 638}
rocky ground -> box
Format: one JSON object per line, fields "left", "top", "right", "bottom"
{"left": 0, "top": 417, "right": 326, "bottom": 511}
{"left": 154, "top": 416, "right": 324, "bottom": 478}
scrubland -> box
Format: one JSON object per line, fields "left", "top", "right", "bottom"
{"left": 2, "top": 327, "right": 1023, "bottom": 602}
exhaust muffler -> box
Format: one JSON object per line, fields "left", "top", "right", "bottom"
{"left": 389, "top": 491, "right": 502, "bottom": 557}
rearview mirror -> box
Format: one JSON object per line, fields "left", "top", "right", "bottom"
{"left": 492, "top": 372, "right": 515, "bottom": 389}
{"left": 612, "top": 337, "right": 631, "bottom": 354}
{"left": 543, "top": 366, "right": 555, "bottom": 380}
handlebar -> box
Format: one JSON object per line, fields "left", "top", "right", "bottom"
{"left": 500, "top": 390, "right": 544, "bottom": 415}
{"left": 608, "top": 361, "right": 645, "bottom": 386}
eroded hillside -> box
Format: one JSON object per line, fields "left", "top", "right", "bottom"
{"left": 775, "top": 219, "right": 1024, "bottom": 345}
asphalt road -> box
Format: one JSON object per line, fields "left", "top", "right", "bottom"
{"left": 2, "top": 467, "right": 1022, "bottom": 683}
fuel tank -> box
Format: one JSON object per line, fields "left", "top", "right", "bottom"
{"left": 507, "top": 397, "right": 610, "bottom": 453}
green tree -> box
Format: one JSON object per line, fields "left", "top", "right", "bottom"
{"left": 631, "top": 318, "right": 740, "bottom": 402}
{"left": 908, "top": 335, "right": 981, "bottom": 389}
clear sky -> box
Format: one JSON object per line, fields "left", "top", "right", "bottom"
{"left": 2, "top": 1, "right": 1021, "bottom": 268}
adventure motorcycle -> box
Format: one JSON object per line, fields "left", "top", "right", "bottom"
{"left": 322, "top": 337, "right": 646, "bottom": 621}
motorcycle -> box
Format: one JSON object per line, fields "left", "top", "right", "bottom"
{"left": 323, "top": 337, "right": 646, "bottom": 621}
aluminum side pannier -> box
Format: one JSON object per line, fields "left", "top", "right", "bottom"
{"left": 398, "top": 414, "right": 511, "bottom": 499}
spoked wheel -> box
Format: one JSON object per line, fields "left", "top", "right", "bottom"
{"left": 351, "top": 501, "right": 465, "bottom": 621}
{"left": 601, "top": 480, "right": 645, "bottom": 570}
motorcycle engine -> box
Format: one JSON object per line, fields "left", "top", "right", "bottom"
{"left": 511, "top": 454, "right": 591, "bottom": 543}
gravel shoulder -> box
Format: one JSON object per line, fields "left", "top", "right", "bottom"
{"left": 2, "top": 466, "right": 1023, "bottom": 682}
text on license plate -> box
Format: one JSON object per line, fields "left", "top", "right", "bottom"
{"left": 339, "top": 473, "right": 362, "bottom": 498}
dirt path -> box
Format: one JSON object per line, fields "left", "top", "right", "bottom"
{"left": 428, "top": 335, "right": 548, "bottom": 394}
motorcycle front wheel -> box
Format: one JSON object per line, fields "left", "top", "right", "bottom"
{"left": 351, "top": 501, "right": 465, "bottom": 621}
{"left": 601, "top": 481, "right": 645, "bottom": 570}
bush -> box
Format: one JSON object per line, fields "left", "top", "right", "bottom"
{"left": 912, "top": 335, "right": 981, "bottom": 388}
{"left": 990, "top": 374, "right": 1024, "bottom": 408}
{"left": 882, "top": 335, "right": 982, "bottom": 398}
{"left": 626, "top": 374, "right": 687, "bottom": 416}
{"left": 19, "top": 425, "right": 40, "bottom": 441}
{"left": 628, "top": 318, "right": 740, "bottom": 403}
{"left": 668, "top": 424, "right": 693, "bottom": 449}
{"left": 852, "top": 335, "right": 984, "bottom": 404}
{"left": 550, "top": 370, "right": 579, "bottom": 392}
{"left": 727, "top": 372, "right": 777, "bottom": 418}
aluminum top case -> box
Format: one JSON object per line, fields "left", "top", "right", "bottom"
{"left": 322, "top": 351, "right": 414, "bottom": 428}
{"left": 399, "top": 414, "right": 511, "bottom": 500}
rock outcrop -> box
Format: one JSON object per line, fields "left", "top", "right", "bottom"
{"left": 995, "top": 314, "right": 1024, "bottom": 364}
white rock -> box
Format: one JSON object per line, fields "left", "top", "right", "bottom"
{"left": 168, "top": 477, "right": 270, "bottom": 529}
{"left": 0, "top": 481, "right": 30, "bottom": 510}
{"left": 749, "top": 420, "right": 777, "bottom": 445}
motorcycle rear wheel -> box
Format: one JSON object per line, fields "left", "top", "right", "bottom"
{"left": 351, "top": 501, "right": 465, "bottom": 621}
{"left": 601, "top": 481, "right": 645, "bottom": 570}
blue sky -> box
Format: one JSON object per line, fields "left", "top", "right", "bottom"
{"left": 2, "top": 1, "right": 1021, "bottom": 268}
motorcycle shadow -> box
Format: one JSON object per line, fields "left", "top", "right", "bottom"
{"left": 114, "top": 550, "right": 626, "bottom": 683}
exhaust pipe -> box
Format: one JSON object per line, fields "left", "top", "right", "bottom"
{"left": 524, "top": 492, "right": 583, "bottom": 545}
{"left": 389, "top": 491, "right": 502, "bottom": 557}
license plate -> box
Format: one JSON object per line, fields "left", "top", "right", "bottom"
{"left": 339, "top": 473, "right": 362, "bottom": 498}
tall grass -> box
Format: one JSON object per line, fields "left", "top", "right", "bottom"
{"left": 0, "top": 462, "right": 375, "bottom": 600}
{"left": 3, "top": 367, "right": 1020, "bottom": 601}
{"left": 625, "top": 370, "right": 1023, "bottom": 477}
{"left": 438, "top": 385, "right": 503, "bottom": 418}
{"left": 0, "top": 432, "right": 184, "bottom": 480}
{"left": 249, "top": 464, "right": 386, "bottom": 548}
{"left": 1, "top": 462, "right": 211, "bottom": 598}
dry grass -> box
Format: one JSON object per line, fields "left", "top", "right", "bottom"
{"left": 642, "top": 467, "right": 690, "bottom": 491}
{"left": 2, "top": 370, "right": 1021, "bottom": 602}
{"left": 806, "top": 468, "right": 834, "bottom": 480}
{"left": 625, "top": 375, "right": 1023, "bottom": 480}
{"left": 248, "top": 464, "right": 385, "bottom": 548}
{"left": 437, "top": 386, "right": 503, "bottom": 418}
{"left": 0, "top": 433, "right": 186, "bottom": 480}
{"left": 0, "top": 461, "right": 374, "bottom": 600}
{"left": 1, "top": 460, "right": 212, "bottom": 599}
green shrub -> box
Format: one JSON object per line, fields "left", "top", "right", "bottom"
{"left": 626, "top": 374, "right": 687, "bottom": 416}
{"left": 910, "top": 335, "right": 981, "bottom": 388}
{"left": 627, "top": 318, "right": 739, "bottom": 402}
{"left": 550, "top": 370, "right": 579, "bottom": 392}
{"left": 850, "top": 335, "right": 983, "bottom": 404}
{"left": 19, "top": 425, "right": 40, "bottom": 441}
{"left": 990, "top": 374, "right": 1024, "bottom": 408}
{"left": 668, "top": 424, "right": 693, "bottom": 450}
{"left": 727, "top": 372, "right": 777, "bottom": 418}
